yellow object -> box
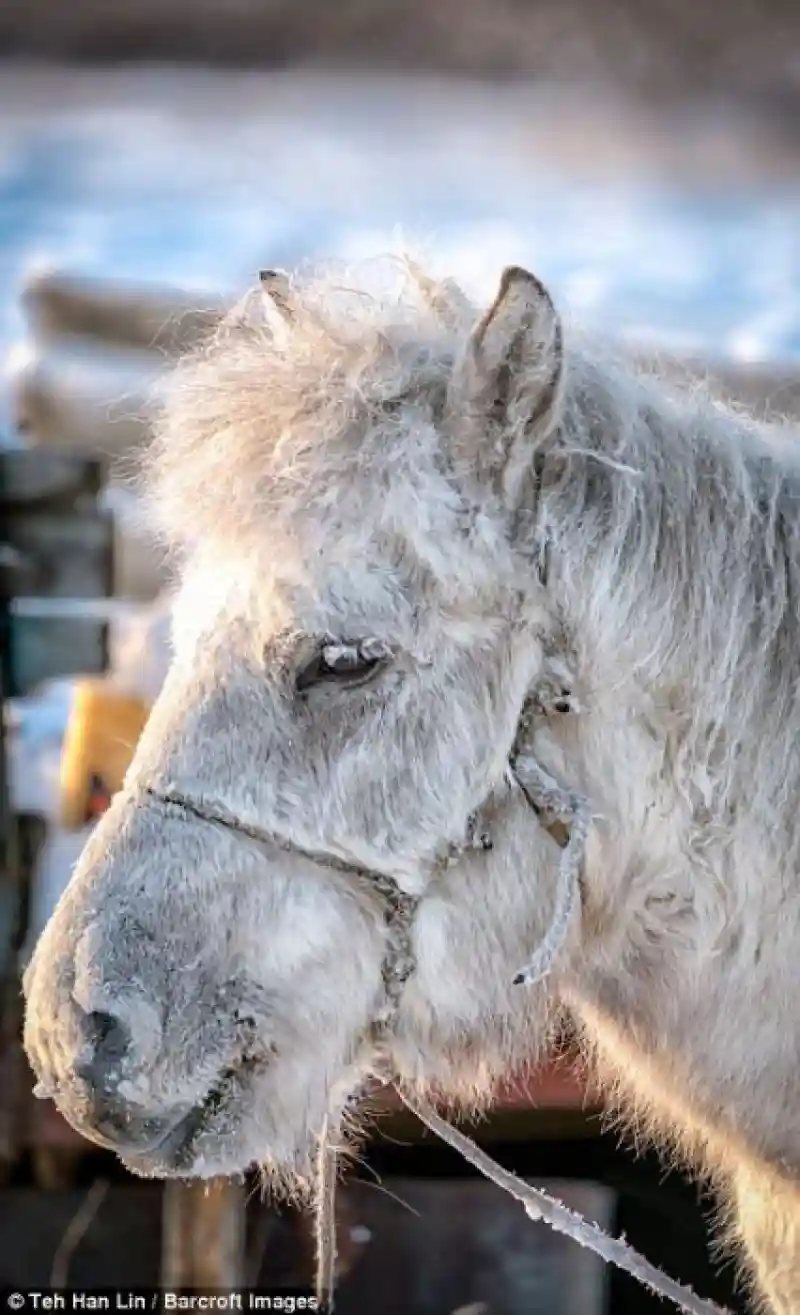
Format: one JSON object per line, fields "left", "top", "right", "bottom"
{"left": 59, "top": 680, "right": 150, "bottom": 831}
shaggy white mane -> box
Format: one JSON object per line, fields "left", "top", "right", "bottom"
{"left": 551, "top": 347, "right": 800, "bottom": 854}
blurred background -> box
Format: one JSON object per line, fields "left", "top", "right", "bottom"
{"left": 2, "top": 3, "right": 800, "bottom": 1312}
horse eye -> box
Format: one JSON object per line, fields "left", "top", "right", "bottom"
{"left": 295, "top": 638, "right": 391, "bottom": 693}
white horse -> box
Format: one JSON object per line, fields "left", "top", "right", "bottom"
{"left": 23, "top": 259, "right": 800, "bottom": 1312}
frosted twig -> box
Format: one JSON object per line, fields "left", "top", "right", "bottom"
{"left": 314, "top": 1118, "right": 339, "bottom": 1313}
{"left": 398, "top": 1092, "right": 733, "bottom": 1315}
{"left": 50, "top": 1177, "right": 109, "bottom": 1287}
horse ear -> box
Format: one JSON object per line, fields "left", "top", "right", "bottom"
{"left": 447, "top": 266, "right": 564, "bottom": 503}
{"left": 258, "top": 268, "right": 293, "bottom": 318}
{"left": 219, "top": 269, "right": 294, "bottom": 341}
{"left": 257, "top": 268, "right": 295, "bottom": 341}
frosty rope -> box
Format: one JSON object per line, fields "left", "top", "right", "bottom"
{"left": 508, "top": 752, "right": 588, "bottom": 986}
{"left": 398, "top": 1091, "right": 734, "bottom": 1315}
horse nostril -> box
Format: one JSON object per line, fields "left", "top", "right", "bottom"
{"left": 88, "top": 1010, "right": 129, "bottom": 1058}
{"left": 78, "top": 1009, "right": 131, "bottom": 1093}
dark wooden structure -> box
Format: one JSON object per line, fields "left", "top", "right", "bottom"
{"left": 1, "top": 448, "right": 113, "bottom": 1178}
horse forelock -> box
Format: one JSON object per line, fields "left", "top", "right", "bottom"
{"left": 140, "top": 259, "right": 471, "bottom": 574}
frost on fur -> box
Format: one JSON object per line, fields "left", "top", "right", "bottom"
{"left": 23, "top": 256, "right": 800, "bottom": 1314}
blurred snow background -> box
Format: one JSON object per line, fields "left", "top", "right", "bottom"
{"left": 2, "top": 69, "right": 800, "bottom": 378}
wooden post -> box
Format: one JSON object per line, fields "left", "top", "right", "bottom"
{"left": 161, "top": 1178, "right": 246, "bottom": 1289}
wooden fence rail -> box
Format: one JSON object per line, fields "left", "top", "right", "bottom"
{"left": 22, "top": 270, "right": 226, "bottom": 357}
